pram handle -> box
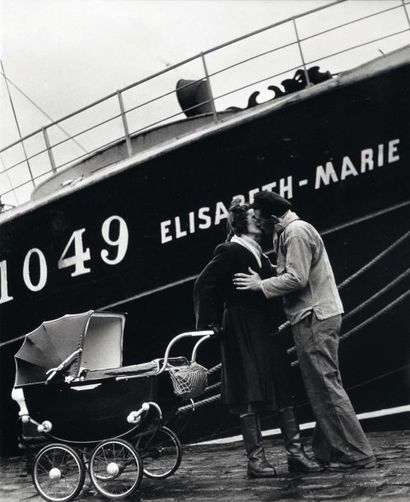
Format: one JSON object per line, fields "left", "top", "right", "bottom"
{"left": 127, "top": 401, "right": 163, "bottom": 423}
{"left": 157, "top": 330, "right": 214, "bottom": 374}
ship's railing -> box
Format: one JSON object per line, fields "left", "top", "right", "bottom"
{"left": 1, "top": 0, "right": 409, "bottom": 209}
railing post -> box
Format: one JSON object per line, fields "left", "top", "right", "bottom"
{"left": 292, "top": 18, "right": 311, "bottom": 87}
{"left": 200, "top": 52, "right": 218, "bottom": 123}
{"left": 42, "top": 127, "right": 57, "bottom": 173}
{"left": 117, "top": 91, "right": 133, "bottom": 157}
{"left": 402, "top": 0, "right": 410, "bottom": 29}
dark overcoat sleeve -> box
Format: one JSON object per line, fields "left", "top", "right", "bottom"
{"left": 193, "top": 243, "right": 234, "bottom": 330}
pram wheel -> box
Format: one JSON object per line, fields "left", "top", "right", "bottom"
{"left": 32, "top": 443, "right": 85, "bottom": 502}
{"left": 140, "top": 426, "right": 182, "bottom": 479}
{"left": 89, "top": 438, "right": 143, "bottom": 499}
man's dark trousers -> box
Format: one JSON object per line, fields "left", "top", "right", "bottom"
{"left": 292, "top": 312, "right": 374, "bottom": 464}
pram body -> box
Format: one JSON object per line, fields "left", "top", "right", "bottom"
{"left": 12, "top": 310, "right": 214, "bottom": 501}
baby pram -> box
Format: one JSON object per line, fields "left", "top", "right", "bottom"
{"left": 12, "top": 310, "right": 214, "bottom": 501}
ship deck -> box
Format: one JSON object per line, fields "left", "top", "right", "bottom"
{"left": 1, "top": 429, "right": 409, "bottom": 501}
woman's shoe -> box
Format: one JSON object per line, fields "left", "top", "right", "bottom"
{"left": 240, "top": 414, "right": 277, "bottom": 478}
{"left": 247, "top": 447, "right": 277, "bottom": 478}
{"left": 279, "top": 407, "right": 323, "bottom": 473}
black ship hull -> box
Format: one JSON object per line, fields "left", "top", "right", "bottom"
{"left": 1, "top": 53, "right": 409, "bottom": 455}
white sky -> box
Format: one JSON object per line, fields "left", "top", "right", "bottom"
{"left": 0, "top": 0, "right": 409, "bottom": 204}
{"left": 0, "top": 0, "right": 339, "bottom": 147}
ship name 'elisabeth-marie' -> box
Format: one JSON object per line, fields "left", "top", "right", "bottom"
{"left": 160, "top": 138, "right": 401, "bottom": 244}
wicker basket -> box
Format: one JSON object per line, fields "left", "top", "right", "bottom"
{"left": 168, "top": 362, "right": 208, "bottom": 399}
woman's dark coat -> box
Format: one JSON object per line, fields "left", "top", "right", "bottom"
{"left": 193, "top": 241, "right": 293, "bottom": 412}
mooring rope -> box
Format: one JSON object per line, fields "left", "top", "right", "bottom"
{"left": 203, "top": 231, "right": 410, "bottom": 400}
{"left": 176, "top": 394, "right": 222, "bottom": 415}
{"left": 342, "top": 268, "right": 410, "bottom": 321}
{"left": 338, "top": 289, "right": 410, "bottom": 344}
{"left": 204, "top": 382, "right": 221, "bottom": 393}
{"left": 207, "top": 364, "right": 222, "bottom": 375}
{"left": 178, "top": 357, "right": 410, "bottom": 415}
{"left": 337, "top": 230, "right": 410, "bottom": 290}
{"left": 290, "top": 290, "right": 410, "bottom": 367}
{"left": 344, "top": 362, "right": 410, "bottom": 392}
{"left": 287, "top": 267, "right": 410, "bottom": 355}
{"left": 278, "top": 230, "right": 410, "bottom": 336}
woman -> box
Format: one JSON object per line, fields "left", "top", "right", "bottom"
{"left": 194, "top": 198, "right": 320, "bottom": 477}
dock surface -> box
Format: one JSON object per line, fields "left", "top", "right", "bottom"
{"left": 1, "top": 430, "right": 409, "bottom": 501}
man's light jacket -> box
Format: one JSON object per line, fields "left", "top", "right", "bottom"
{"left": 261, "top": 210, "right": 344, "bottom": 325}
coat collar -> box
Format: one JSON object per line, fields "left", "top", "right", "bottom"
{"left": 274, "top": 210, "right": 299, "bottom": 234}
{"left": 231, "top": 235, "right": 262, "bottom": 268}
{"left": 273, "top": 210, "right": 299, "bottom": 249}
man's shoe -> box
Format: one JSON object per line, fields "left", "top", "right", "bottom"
{"left": 247, "top": 447, "right": 277, "bottom": 478}
{"left": 287, "top": 453, "right": 323, "bottom": 473}
{"left": 327, "top": 458, "right": 376, "bottom": 472}
{"left": 313, "top": 457, "right": 330, "bottom": 469}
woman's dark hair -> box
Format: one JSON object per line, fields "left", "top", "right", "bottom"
{"left": 226, "top": 197, "right": 249, "bottom": 241}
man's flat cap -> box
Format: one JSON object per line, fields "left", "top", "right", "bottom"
{"left": 249, "top": 191, "right": 292, "bottom": 215}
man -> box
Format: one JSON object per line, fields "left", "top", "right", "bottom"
{"left": 233, "top": 190, "right": 376, "bottom": 471}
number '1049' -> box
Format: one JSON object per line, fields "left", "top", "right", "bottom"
{"left": 0, "top": 215, "right": 129, "bottom": 305}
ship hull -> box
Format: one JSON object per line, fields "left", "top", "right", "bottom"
{"left": 1, "top": 56, "right": 409, "bottom": 455}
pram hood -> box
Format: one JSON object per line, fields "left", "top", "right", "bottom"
{"left": 14, "top": 311, "right": 125, "bottom": 387}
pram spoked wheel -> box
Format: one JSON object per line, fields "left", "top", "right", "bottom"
{"left": 32, "top": 443, "right": 85, "bottom": 502}
{"left": 89, "top": 438, "right": 143, "bottom": 499}
{"left": 140, "top": 426, "right": 182, "bottom": 479}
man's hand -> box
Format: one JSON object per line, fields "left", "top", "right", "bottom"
{"left": 233, "top": 267, "right": 262, "bottom": 291}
